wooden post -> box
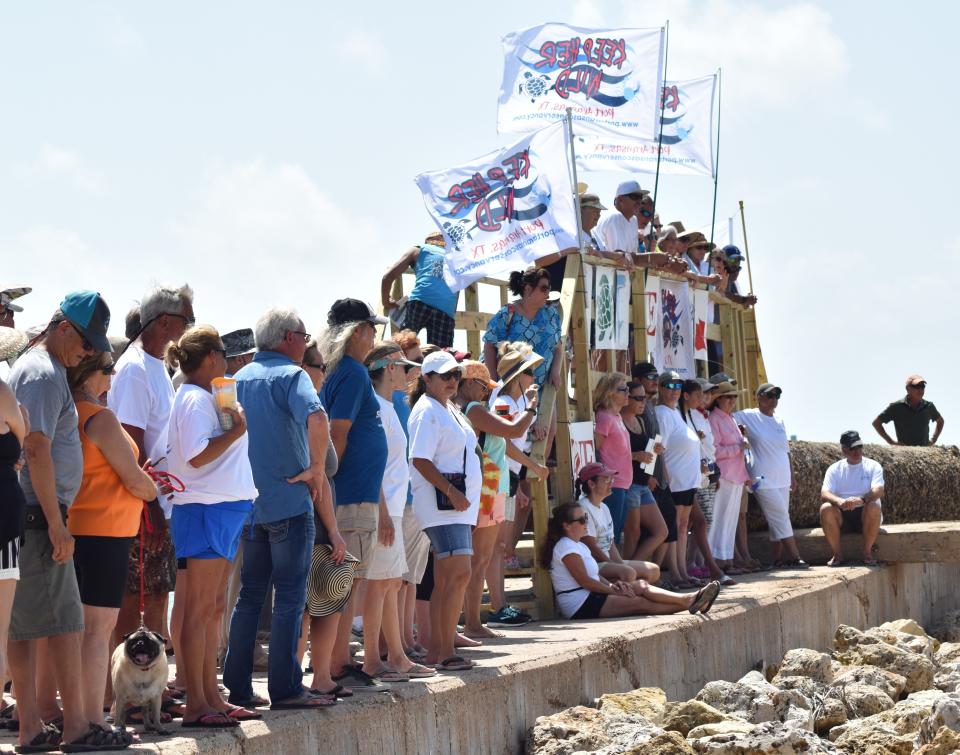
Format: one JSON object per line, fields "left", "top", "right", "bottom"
{"left": 463, "top": 284, "right": 480, "bottom": 357}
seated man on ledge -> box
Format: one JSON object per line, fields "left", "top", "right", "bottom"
{"left": 819, "top": 430, "right": 884, "bottom": 567}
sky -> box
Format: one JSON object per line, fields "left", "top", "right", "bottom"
{"left": 2, "top": 0, "right": 958, "bottom": 445}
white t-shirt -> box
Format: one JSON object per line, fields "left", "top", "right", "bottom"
{"left": 580, "top": 495, "right": 614, "bottom": 557}
{"left": 165, "top": 384, "right": 258, "bottom": 505}
{"left": 822, "top": 457, "right": 884, "bottom": 507}
{"left": 108, "top": 344, "right": 175, "bottom": 516}
{"left": 493, "top": 392, "right": 530, "bottom": 474}
{"left": 408, "top": 395, "right": 481, "bottom": 530}
{"left": 592, "top": 211, "right": 639, "bottom": 254}
{"left": 377, "top": 395, "right": 410, "bottom": 517}
{"left": 551, "top": 536, "right": 601, "bottom": 618}
{"left": 655, "top": 404, "right": 703, "bottom": 491}
{"left": 734, "top": 409, "right": 791, "bottom": 488}
{"left": 684, "top": 409, "right": 715, "bottom": 464}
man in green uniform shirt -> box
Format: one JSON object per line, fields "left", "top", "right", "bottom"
{"left": 872, "top": 374, "right": 944, "bottom": 446}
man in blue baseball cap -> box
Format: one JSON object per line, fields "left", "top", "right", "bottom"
{"left": 7, "top": 291, "right": 116, "bottom": 751}
{"left": 719, "top": 245, "right": 757, "bottom": 307}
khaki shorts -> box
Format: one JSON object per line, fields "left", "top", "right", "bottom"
{"left": 11, "top": 529, "right": 84, "bottom": 641}
{"left": 366, "top": 515, "right": 406, "bottom": 581}
{"left": 335, "top": 503, "right": 379, "bottom": 578}
{"left": 401, "top": 506, "right": 430, "bottom": 584}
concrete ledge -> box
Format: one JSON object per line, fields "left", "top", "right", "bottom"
{"left": 25, "top": 562, "right": 960, "bottom": 754}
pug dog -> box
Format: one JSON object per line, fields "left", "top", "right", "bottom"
{"left": 111, "top": 628, "right": 169, "bottom": 734}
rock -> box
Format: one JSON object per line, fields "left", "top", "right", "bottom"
{"left": 834, "top": 624, "right": 878, "bottom": 652}
{"left": 662, "top": 700, "right": 731, "bottom": 736}
{"left": 828, "top": 691, "right": 947, "bottom": 742}
{"left": 775, "top": 675, "right": 823, "bottom": 700}
{"left": 773, "top": 688, "right": 814, "bottom": 730}
{"left": 916, "top": 725, "right": 960, "bottom": 755}
{"left": 525, "top": 706, "right": 610, "bottom": 755}
{"left": 686, "top": 720, "right": 756, "bottom": 739}
{"left": 835, "top": 682, "right": 894, "bottom": 718}
{"left": 929, "top": 610, "right": 960, "bottom": 643}
{"left": 830, "top": 665, "right": 906, "bottom": 701}
{"left": 906, "top": 688, "right": 949, "bottom": 709}
{"left": 831, "top": 722, "right": 915, "bottom": 754}
{"left": 866, "top": 626, "right": 936, "bottom": 660}
{"left": 773, "top": 648, "right": 834, "bottom": 685}
{"left": 634, "top": 730, "right": 695, "bottom": 754}
{"left": 933, "top": 663, "right": 960, "bottom": 692}
{"left": 834, "top": 638, "right": 935, "bottom": 693}
{"left": 690, "top": 720, "right": 840, "bottom": 753}
{"left": 813, "top": 696, "right": 847, "bottom": 735}
{"left": 600, "top": 714, "right": 671, "bottom": 752}
{"left": 918, "top": 696, "right": 960, "bottom": 745}
{"left": 877, "top": 618, "right": 930, "bottom": 639}
{"left": 736, "top": 669, "right": 776, "bottom": 689}
{"left": 935, "top": 641, "right": 960, "bottom": 666}
{"left": 695, "top": 680, "right": 778, "bottom": 724}
{"left": 597, "top": 687, "right": 667, "bottom": 723}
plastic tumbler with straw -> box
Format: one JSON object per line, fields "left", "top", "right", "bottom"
{"left": 211, "top": 377, "right": 237, "bottom": 430}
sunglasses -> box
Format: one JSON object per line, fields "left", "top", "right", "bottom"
{"left": 472, "top": 378, "right": 492, "bottom": 391}
{"left": 761, "top": 389, "right": 782, "bottom": 399}
{"left": 567, "top": 515, "right": 588, "bottom": 525}
{"left": 167, "top": 313, "right": 196, "bottom": 326}
{"left": 290, "top": 330, "right": 311, "bottom": 341}
{"left": 304, "top": 362, "right": 327, "bottom": 372}
{"left": 101, "top": 362, "right": 117, "bottom": 375}
{"left": 662, "top": 382, "right": 683, "bottom": 390}
{"left": 436, "top": 371, "right": 462, "bottom": 382}
{"left": 615, "top": 386, "right": 629, "bottom": 392}
{"left": 404, "top": 363, "right": 420, "bottom": 374}
{"left": 626, "top": 193, "right": 647, "bottom": 201}
{"left": 640, "top": 208, "right": 654, "bottom": 218}
{"left": 629, "top": 394, "right": 646, "bottom": 401}
{"left": 909, "top": 382, "right": 927, "bottom": 389}
{"left": 642, "top": 372, "right": 658, "bottom": 380}
{"left": 69, "top": 322, "right": 94, "bottom": 352}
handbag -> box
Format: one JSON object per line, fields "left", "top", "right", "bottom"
{"left": 435, "top": 447, "right": 468, "bottom": 511}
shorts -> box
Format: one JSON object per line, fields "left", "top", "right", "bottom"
{"left": 424, "top": 524, "right": 473, "bottom": 559}
{"left": 504, "top": 496, "right": 517, "bottom": 523}
{"left": 672, "top": 488, "right": 696, "bottom": 507}
{"left": 416, "top": 552, "right": 434, "bottom": 601}
{"left": 697, "top": 485, "right": 717, "bottom": 527}
{"left": 10, "top": 529, "right": 84, "bottom": 640}
{"left": 366, "top": 515, "right": 406, "bottom": 580}
{"left": 0, "top": 538, "right": 20, "bottom": 581}
{"left": 626, "top": 484, "right": 657, "bottom": 508}
{"left": 171, "top": 501, "right": 253, "bottom": 561}
{"left": 402, "top": 299, "right": 455, "bottom": 349}
{"left": 571, "top": 591, "right": 608, "bottom": 620}
{"left": 753, "top": 487, "right": 794, "bottom": 541}
{"left": 478, "top": 492, "right": 506, "bottom": 528}
{"left": 336, "top": 502, "right": 379, "bottom": 578}
{"left": 603, "top": 488, "right": 628, "bottom": 546}
{"left": 74, "top": 535, "right": 133, "bottom": 608}
{"left": 401, "top": 507, "right": 430, "bottom": 584}
{"left": 841, "top": 507, "right": 864, "bottom": 534}
{"left": 655, "top": 487, "right": 678, "bottom": 544}
{"left": 126, "top": 526, "right": 177, "bottom": 596}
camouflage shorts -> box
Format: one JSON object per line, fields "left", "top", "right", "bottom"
{"left": 125, "top": 528, "right": 177, "bottom": 595}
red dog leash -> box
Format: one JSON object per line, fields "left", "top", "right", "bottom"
{"left": 140, "top": 462, "right": 186, "bottom": 627}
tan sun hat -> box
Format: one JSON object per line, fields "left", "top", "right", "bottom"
{"left": 460, "top": 359, "right": 499, "bottom": 389}
{"left": 711, "top": 380, "right": 738, "bottom": 398}
{"left": 497, "top": 348, "right": 544, "bottom": 387}
{"left": 307, "top": 545, "right": 360, "bottom": 618}
{"left": 0, "top": 327, "right": 28, "bottom": 362}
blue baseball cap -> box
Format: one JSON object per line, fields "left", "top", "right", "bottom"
{"left": 722, "top": 245, "right": 744, "bottom": 262}
{"left": 60, "top": 291, "right": 112, "bottom": 353}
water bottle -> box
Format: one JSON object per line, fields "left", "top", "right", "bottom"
{"left": 744, "top": 448, "right": 764, "bottom": 492}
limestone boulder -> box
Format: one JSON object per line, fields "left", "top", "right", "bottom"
{"left": 690, "top": 720, "right": 839, "bottom": 754}
{"left": 834, "top": 624, "right": 879, "bottom": 653}
{"left": 935, "top": 641, "right": 960, "bottom": 666}
{"left": 774, "top": 675, "right": 824, "bottom": 701}
{"left": 695, "top": 679, "right": 777, "bottom": 724}
{"left": 933, "top": 663, "right": 960, "bottom": 692}
{"left": 830, "top": 665, "right": 906, "bottom": 702}
{"left": 813, "top": 696, "right": 847, "bottom": 735}
{"left": 828, "top": 691, "right": 947, "bottom": 742}
{"left": 662, "top": 700, "right": 734, "bottom": 737}
{"left": 773, "top": 648, "right": 834, "bottom": 685}
{"left": 917, "top": 695, "right": 960, "bottom": 745}
{"left": 915, "top": 725, "right": 960, "bottom": 755}
{"left": 629, "top": 730, "right": 695, "bottom": 754}
{"left": 835, "top": 683, "right": 894, "bottom": 719}
{"left": 929, "top": 610, "right": 960, "bottom": 643}
{"left": 686, "top": 720, "right": 755, "bottom": 739}
{"left": 865, "top": 626, "right": 936, "bottom": 660}
{"left": 597, "top": 687, "right": 667, "bottom": 724}
{"left": 831, "top": 723, "right": 915, "bottom": 755}
{"left": 877, "top": 618, "right": 931, "bottom": 639}
{"left": 525, "top": 706, "right": 611, "bottom": 755}
{"left": 834, "top": 638, "right": 935, "bottom": 693}
{"left": 600, "top": 714, "right": 672, "bottom": 752}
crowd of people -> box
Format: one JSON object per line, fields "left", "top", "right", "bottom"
{"left": 0, "top": 179, "right": 946, "bottom": 750}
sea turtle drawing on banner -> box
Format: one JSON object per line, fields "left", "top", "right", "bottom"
{"left": 594, "top": 268, "right": 616, "bottom": 349}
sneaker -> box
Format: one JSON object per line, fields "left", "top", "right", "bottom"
{"left": 486, "top": 606, "right": 532, "bottom": 627}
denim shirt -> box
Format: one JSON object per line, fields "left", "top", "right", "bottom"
{"left": 236, "top": 351, "right": 323, "bottom": 524}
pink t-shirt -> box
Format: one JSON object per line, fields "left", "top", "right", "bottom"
{"left": 595, "top": 410, "right": 632, "bottom": 490}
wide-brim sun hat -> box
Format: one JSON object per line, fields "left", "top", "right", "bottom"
{"left": 497, "top": 348, "right": 544, "bottom": 388}
{"left": 307, "top": 544, "right": 360, "bottom": 618}
{"left": 460, "top": 359, "right": 499, "bottom": 389}
{"left": 712, "top": 380, "right": 738, "bottom": 398}
{"left": 0, "top": 327, "right": 27, "bottom": 362}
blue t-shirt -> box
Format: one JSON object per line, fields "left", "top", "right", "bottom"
{"left": 319, "top": 356, "right": 388, "bottom": 505}
{"left": 482, "top": 303, "right": 562, "bottom": 387}
{"left": 409, "top": 244, "right": 458, "bottom": 318}
{"left": 392, "top": 389, "right": 413, "bottom": 506}
{"left": 235, "top": 351, "right": 322, "bottom": 524}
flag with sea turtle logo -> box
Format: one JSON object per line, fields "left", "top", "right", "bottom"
{"left": 574, "top": 74, "right": 717, "bottom": 177}
{"left": 498, "top": 23, "right": 665, "bottom": 140}
{"left": 415, "top": 121, "right": 578, "bottom": 292}
{"left": 654, "top": 278, "right": 695, "bottom": 378}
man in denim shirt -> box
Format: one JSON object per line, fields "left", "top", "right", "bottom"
{"left": 224, "top": 306, "right": 340, "bottom": 710}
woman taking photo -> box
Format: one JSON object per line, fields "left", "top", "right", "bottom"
{"left": 541, "top": 502, "right": 720, "bottom": 620}
{"left": 407, "top": 351, "right": 480, "bottom": 672}
{"left": 592, "top": 373, "right": 632, "bottom": 547}
{"left": 165, "top": 326, "right": 259, "bottom": 727}
{"left": 707, "top": 381, "right": 751, "bottom": 574}
{"left": 619, "top": 383, "right": 667, "bottom": 562}
{"left": 67, "top": 352, "right": 157, "bottom": 741}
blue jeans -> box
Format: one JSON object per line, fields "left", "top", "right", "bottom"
{"left": 604, "top": 488, "right": 628, "bottom": 547}
{"left": 224, "top": 512, "right": 314, "bottom": 703}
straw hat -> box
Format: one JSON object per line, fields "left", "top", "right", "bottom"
{"left": 307, "top": 545, "right": 360, "bottom": 618}
{"left": 460, "top": 360, "right": 499, "bottom": 389}
{"left": 711, "top": 381, "right": 738, "bottom": 398}
{"left": 0, "top": 327, "right": 28, "bottom": 363}
{"left": 497, "top": 348, "right": 544, "bottom": 388}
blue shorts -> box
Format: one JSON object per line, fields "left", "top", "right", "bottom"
{"left": 626, "top": 483, "right": 657, "bottom": 508}
{"left": 424, "top": 524, "right": 473, "bottom": 560}
{"left": 171, "top": 500, "right": 254, "bottom": 561}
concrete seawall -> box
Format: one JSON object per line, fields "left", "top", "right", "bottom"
{"left": 54, "top": 562, "right": 960, "bottom": 755}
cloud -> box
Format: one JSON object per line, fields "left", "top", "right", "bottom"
{"left": 334, "top": 31, "right": 387, "bottom": 75}
{"left": 570, "top": 0, "right": 849, "bottom": 108}
{"left": 30, "top": 145, "right": 105, "bottom": 193}
{"left": 167, "top": 160, "right": 384, "bottom": 332}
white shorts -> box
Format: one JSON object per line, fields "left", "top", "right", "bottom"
{"left": 366, "top": 515, "right": 406, "bottom": 581}
{"left": 401, "top": 507, "right": 430, "bottom": 584}
{"left": 754, "top": 487, "right": 795, "bottom": 541}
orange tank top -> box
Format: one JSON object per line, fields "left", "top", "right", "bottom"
{"left": 68, "top": 401, "right": 144, "bottom": 537}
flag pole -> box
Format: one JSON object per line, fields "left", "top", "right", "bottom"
{"left": 738, "top": 200, "right": 755, "bottom": 295}
{"left": 651, "top": 20, "right": 670, "bottom": 209}
{"left": 708, "top": 68, "right": 722, "bottom": 250}
{"left": 565, "top": 108, "right": 584, "bottom": 252}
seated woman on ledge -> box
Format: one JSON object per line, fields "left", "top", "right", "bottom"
{"left": 541, "top": 502, "right": 721, "bottom": 620}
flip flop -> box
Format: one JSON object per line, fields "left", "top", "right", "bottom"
{"left": 181, "top": 712, "right": 239, "bottom": 729}
{"left": 270, "top": 692, "right": 336, "bottom": 710}
{"left": 224, "top": 706, "right": 262, "bottom": 721}
{"left": 310, "top": 684, "right": 353, "bottom": 699}
{"left": 435, "top": 656, "right": 475, "bottom": 671}
{"left": 826, "top": 556, "right": 846, "bottom": 568}
{"left": 689, "top": 581, "right": 721, "bottom": 614}
{"left": 861, "top": 556, "right": 880, "bottom": 567}
{"left": 401, "top": 663, "right": 438, "bottom": 678}
{"left": 229, "top": 694, "right": 269, "bottom": 708}
{"left": 160, "top": 699, "right": 186, "bottom": 718}
{"left": 14, "top": 724, "right": 60, "bottom": 754}
{"left": 60, "top": 723, "right": 130, "bottom": 752}
{"left": 368, "top": 668, "right": 410, "bottom": 682}
{"left": 717, "top": 575, "right": 737, "bottom": 587}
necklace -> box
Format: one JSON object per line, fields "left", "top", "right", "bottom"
{"left": 74, "top": 390, "right": 103, "bottom": 406}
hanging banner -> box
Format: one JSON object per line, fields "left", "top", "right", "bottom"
{"left": 693, "top": 288, "right": 709, "bottom": 361}
{"left": 498, "top": 23, "right": 665, "bottom": 140}
{"left": 614, "top": 270, "right": 631, "bottom": 350}
{"left": 569, "top": 421, "right": 596, "bottom": 483}
{"left": 644, "top": 274, "right": 659, "bottom": 359}
{"left": 592, "top": 265, "right": 618, "bottom": 349}
{"left": 574, "top": 74, "right": 717, "bottom": 178}
{"left": 415, "top": 122, "right": 578, "bottom": 292}
{"left": 583, "top": 263, "right": 594, "bottom": 343}
{"left": 654, "top": 279, "right": 695, "bottom": 378}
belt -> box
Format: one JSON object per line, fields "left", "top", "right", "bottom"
{"left": 24, "top": 505, "right": 68, "bottom": 530}
{"left": 555, "top": 586, "right": 587, "bottom": 596}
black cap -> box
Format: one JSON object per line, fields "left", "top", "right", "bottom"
{"left": 632, "top": 361, "right": 658, "bottom": 380}
{"left": 221, "top": 328, "right": 255, "bottom": 358}
{"left": 327, "top": 299, "right": 388, "bottom": 327}
{"left": 840, "top": 430, "right": 864, "bottom": 448}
